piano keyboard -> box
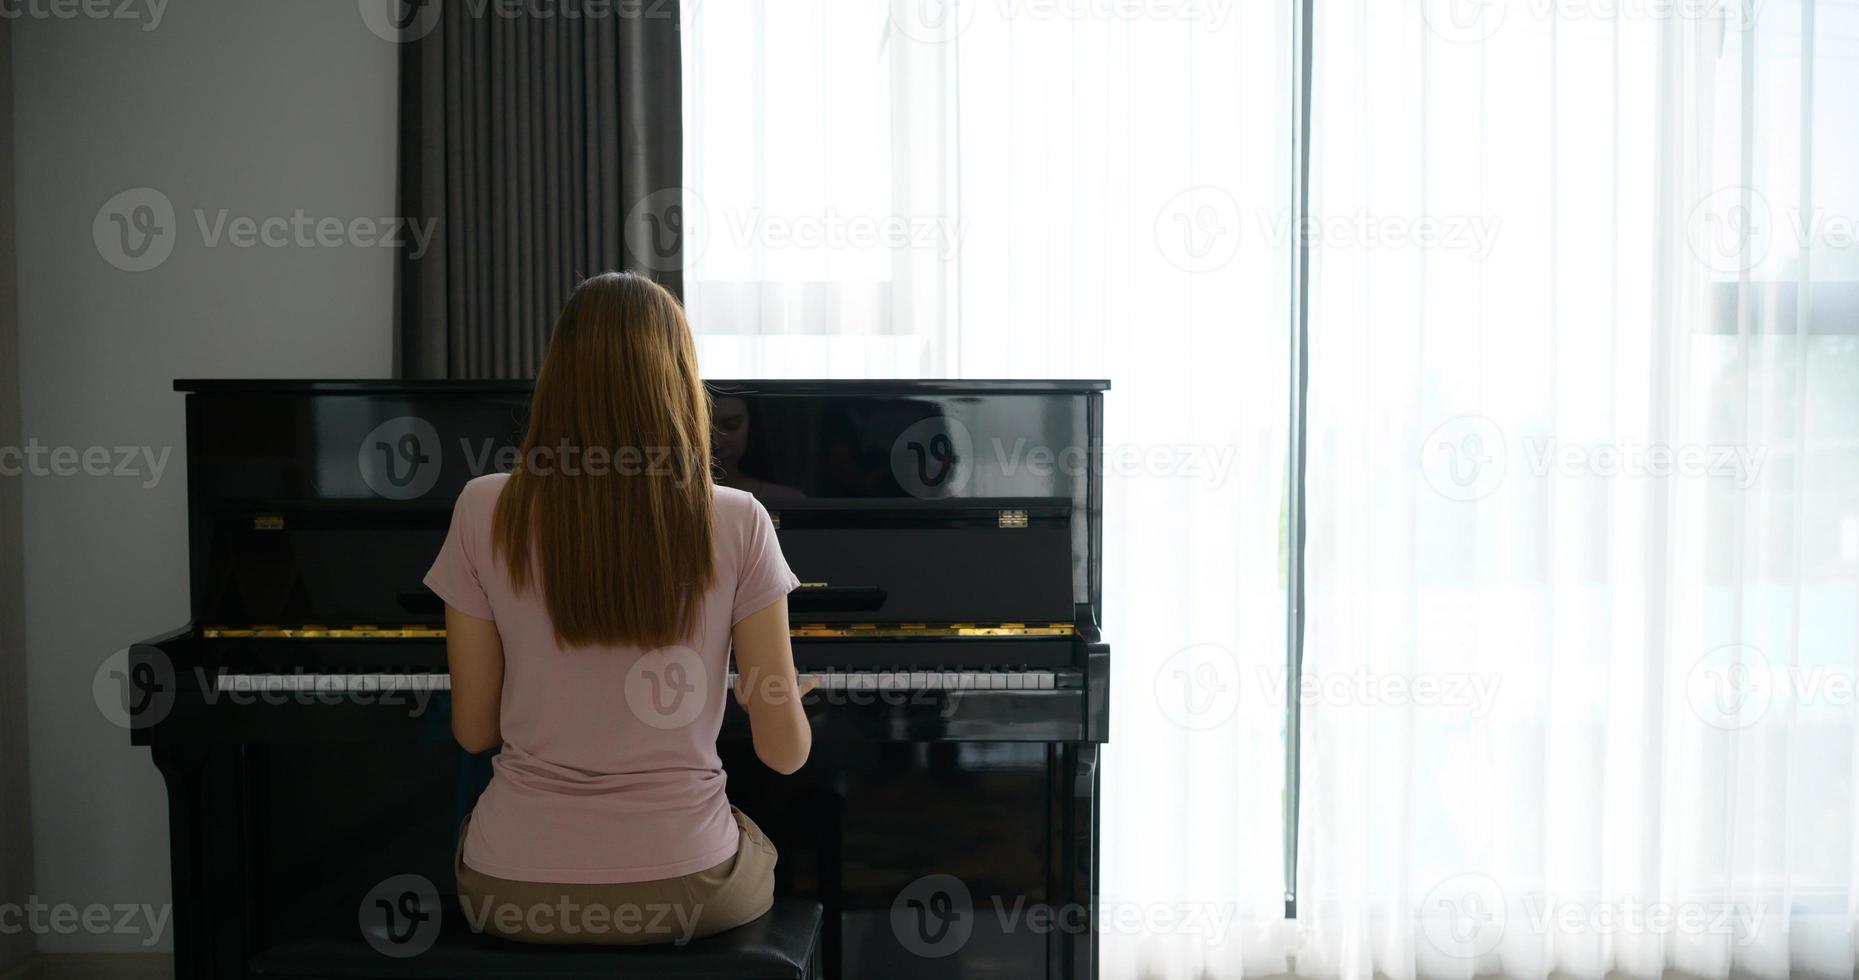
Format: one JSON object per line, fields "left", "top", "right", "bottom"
{"left": 211, "top": 670, "right": 1061, "bottom": 694}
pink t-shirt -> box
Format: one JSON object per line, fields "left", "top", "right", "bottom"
{"left": 424, "top": 474, "right": 799, "bottom": 884}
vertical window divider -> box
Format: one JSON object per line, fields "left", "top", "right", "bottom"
{"left": 1283, "top": 0, "right": 1315, "bottom": 923}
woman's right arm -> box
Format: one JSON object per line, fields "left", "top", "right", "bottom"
{"left": 731, "top": 597, "right": 813, "bottom": 775}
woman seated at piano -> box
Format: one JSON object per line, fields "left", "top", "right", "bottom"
{"left": 423, "top": 271, "right": 815, "bottom": 946}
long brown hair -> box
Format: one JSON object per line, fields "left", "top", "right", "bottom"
{"left": 492, "top": 272, "right": 715, "bottom": 649}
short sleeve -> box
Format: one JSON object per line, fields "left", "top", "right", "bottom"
{"left": 424, "top": 490, "right": 495, "bottom": 620}
{"left": 732, "top": 496, "right": 801, "bottom": 625}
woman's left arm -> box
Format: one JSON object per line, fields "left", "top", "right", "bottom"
{"left": 444, "top": 604, "right": 505, "bottom": 753}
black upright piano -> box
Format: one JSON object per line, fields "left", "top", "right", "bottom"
{"left": 129, "top": 379, "right": 1111, "bottom": 980}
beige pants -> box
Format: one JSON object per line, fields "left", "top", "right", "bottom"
{"left": 454, "top": 807, "right": 777, "bottom": 946}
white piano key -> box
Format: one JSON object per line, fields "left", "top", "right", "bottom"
{"left": 211, "top": 668, "right": 1067, "bottom": 700}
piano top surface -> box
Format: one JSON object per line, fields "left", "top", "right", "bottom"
{"left": 175, "top": 378, "right": 1111, "bottom": 395}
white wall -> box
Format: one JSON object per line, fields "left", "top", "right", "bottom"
{"left": 14, "top": 1, "right": 398, "bottom": 953}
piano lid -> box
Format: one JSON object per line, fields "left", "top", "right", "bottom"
{"left": 174, "top": 379, "right": 1110, "bottom": 394}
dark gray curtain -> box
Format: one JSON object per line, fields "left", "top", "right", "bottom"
{"left": 396, "top": 0, "right": 685, "bottom": 379}
{"left": 0, "top": 19, "right": 36, "bottom": 980}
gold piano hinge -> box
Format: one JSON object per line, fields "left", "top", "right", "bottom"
{"left": 203, "top": 625, "right": 448, "bottom": 639}
{"left": 796, "top": 582, "right": 830, "bottom": 589}
{"left": 788, "top": 623, "right": 1075, "bottom": 638}
{"left": 997, "top": 509, "right": 1029, "bottom": 529}
{"left": 253, "top": 514, "right": 285, "bottom": 531}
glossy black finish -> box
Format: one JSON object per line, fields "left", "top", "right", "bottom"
{"left": 137, "top": 380, "right": 1110, "bottom": 980}
{"left": 179, "top": 380, "right": 1105, "bottom": 629}
{"left": 175, "top": 379, "right": 1110, "bottom": 394}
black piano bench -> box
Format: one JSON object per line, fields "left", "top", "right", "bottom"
{"left": 249, "top": 898, "right": 824, "bottom": 980}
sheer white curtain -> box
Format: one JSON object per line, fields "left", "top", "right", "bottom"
{"left": 682, "top": 0, "right": 1858, "bottom": 978}
{"left": 683, "top": 1, "right": 1296, "bottom": 976}
{"left": 1297, "top": 2, "right": 1859, "bottom": 979}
